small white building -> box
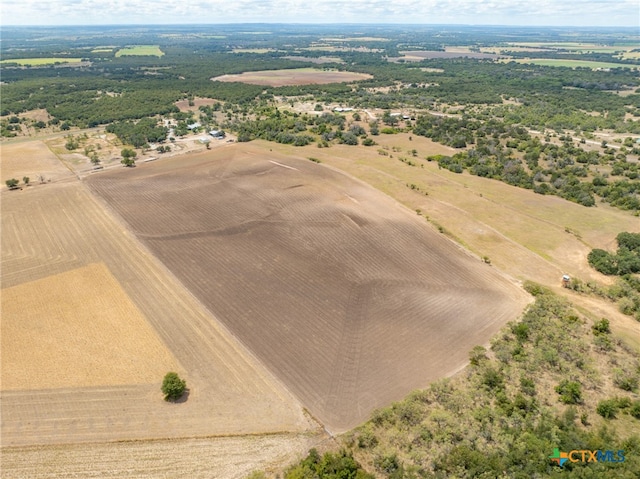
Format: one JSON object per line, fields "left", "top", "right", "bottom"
{"left": 187, "top": 122, "right": 201, "bottom": 130}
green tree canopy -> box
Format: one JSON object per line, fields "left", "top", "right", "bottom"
{"left": 5, "top": 178, "right": 19, "bottom": 189}
{"left": 161, "top": 372, "right": 186, "bottom": 401}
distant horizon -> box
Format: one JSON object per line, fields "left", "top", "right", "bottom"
{"left": 1, "top": 23, "right": 638, "bottom": 32}
{"left": 2, "top": 0, "right": 638, "bottom": 29}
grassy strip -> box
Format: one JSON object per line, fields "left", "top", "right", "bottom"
{"left": 0, "top": 58, "right": 83, "bottom": 66}
{"left": 115, "top": 45, "right": 164, "bottom": 57}
{"left": 510, "top": 58, "right": 638, "bottom": 70}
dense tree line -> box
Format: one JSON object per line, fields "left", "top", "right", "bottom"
{"left": 3, "top": 32, "right": 639, "bottom": 135}
{"left": 3, "top": 28, "right": 638, "bottom": 217}
{"left": 344, "top": 59, "right": 640, "bottom": 132}
{"left": 279, "top": 449, "right": 373, "bottom": 479}
{"left": 105, "top": 118, "right": 168, "bottom": 147}
{"left": 588, "top": 232, "right": 640, "bottom": 276}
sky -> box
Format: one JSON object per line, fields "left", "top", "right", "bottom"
{"left": 1, "top": 0, "right": 638, "bottom": 27}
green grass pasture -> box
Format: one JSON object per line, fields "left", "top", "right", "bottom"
{"left": 0, "top": 58, "right": 83, "bottom": 66}
{"left": 115, "top": 45, "right": 164, "bottom": 57}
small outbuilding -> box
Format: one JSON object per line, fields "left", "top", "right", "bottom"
{"left": 209, "top": 130, "right": 226, "bottom": 139}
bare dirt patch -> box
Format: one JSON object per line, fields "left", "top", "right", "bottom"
{"left": 1, "top": 262, "right": 178, "bottom": 390}
{"left": 282, "top": 56, "right": 344, "bottom": 64}
{"left": 212, "top": 68, "right": 372, "bottom": 87}
{"left": 280, "top": 133, "right": 640, "bottom": 285}
{"left": 88, "top": 144, "right": 530, "bottom": 432}
{"left": 175, "top": 97, "right": 221, "bottom": 112}
{"left": 0, "top": 140, "right": 74, "bottom": 182}
{"left": 17, "top": 108, "right": 51, "bottom": 123}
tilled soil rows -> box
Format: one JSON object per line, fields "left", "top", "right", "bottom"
{"left": 88, "top": 145, "right": 530, "bottom": 432}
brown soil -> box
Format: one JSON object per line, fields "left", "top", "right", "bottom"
{"left": 87, "top": 144, "right": 531, "bottom": 432}
{"left": 212, "top": 69, "right": 372, "bottom": 87}
{"left": 5, "top": 122, "right": 637, "bottom": 476}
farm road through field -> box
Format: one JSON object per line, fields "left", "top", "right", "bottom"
{"left": 88, "top": 145, "right": 531, "bottom": 432}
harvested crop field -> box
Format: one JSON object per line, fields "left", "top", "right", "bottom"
{"left": 282, "top": 55, "right": 344, "bottom": 64}
{"left": 0, "top": 140, "right": 74, "bottom": 182}
{"left": 389, "top": 50, "right": 499, "bottom": 62}
{"left": 2, "top": 433, "right": 322, "bottom": 479}
{"left": 212, "top": 68, "right": 372, "bottom": 86}
{"left": 88, "top": 144, "right": 531, "bottom": 432}
{"left": 1, "top": 180, "right": 312, "bottom": 450}
{"left": 1, "top": 262, "right": 177, "bottom": 390}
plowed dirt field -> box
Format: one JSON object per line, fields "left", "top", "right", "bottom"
{"left": 1, "top": 180, "right": 313, "bottom": 451}
{"left": 87, "top": 145, "right": 531, "bottom": 432}
{"left": 212, "top": 68, "right": 372, "bottom": 86}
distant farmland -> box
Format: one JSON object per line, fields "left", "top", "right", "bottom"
{"left": 390, "top": 50, "right": 499, "bottom": 62}
{"left": 212, "top": 67, "right": 371, "bottom": 86}
{"left": 115, "top": 45, "right": 164, "bottom": 57}
{"left": 88, "top": 145, "right": 530, "bottom": 432}
{"left": 0, "top": 58, "right": 83, "bottom": 66}
{"left": 511, "top": 58, "right": 638, "bottom": 70}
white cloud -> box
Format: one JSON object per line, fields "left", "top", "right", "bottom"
{"left": 2, "top": 0, "right": 638, "bottom": 26}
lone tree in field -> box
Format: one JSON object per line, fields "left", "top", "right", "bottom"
{"left": 5, "top": 178, "right": 19, "bottom": 189}
{"left": 121, "top": 148, "right": 137, "bottom": 167}
{"left": 161, "top": 372, "right": 186, "bottom": 401}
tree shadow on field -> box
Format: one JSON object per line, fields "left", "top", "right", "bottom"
{"left": 167, "top": 389, "right": 190, "bottom": 404}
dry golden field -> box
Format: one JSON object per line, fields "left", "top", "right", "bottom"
{"left": 390, "top": 51, "right": 499, "bottom": 62}
{"left": 0, "top": 140, "right": 75, "bottom": 182}
{"left": 2, "top": 181, "right": 307, "bottom": 445}
{"left": 1, "top": 262, "right": 177, "bottom": 390}
{"left": 2, "top": 433, "right": 323, "bottom": 479}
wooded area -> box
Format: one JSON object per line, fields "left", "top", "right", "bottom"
{"left": 2, "top": 24, "right": 638, "bottom": 213}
